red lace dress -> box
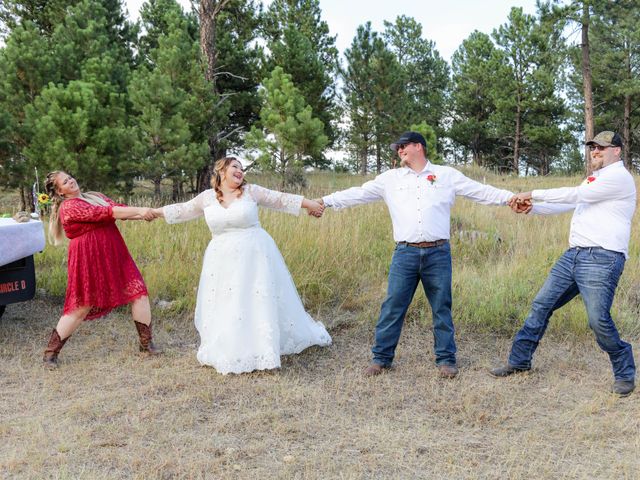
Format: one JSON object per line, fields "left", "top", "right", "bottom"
{"left": 59, "top": 195, "right": 148, "bottom": 320}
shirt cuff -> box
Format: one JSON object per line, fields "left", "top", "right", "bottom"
{"left": 531, "top": 189, "right": 545, "bottom": 201}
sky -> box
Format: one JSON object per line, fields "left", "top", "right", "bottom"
{"left": 124, "top": 0, "right": 543, "bottom": 62}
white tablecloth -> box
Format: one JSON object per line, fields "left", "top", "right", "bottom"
{"left": 0, "top": 218, "right": 46, "bottom": 267}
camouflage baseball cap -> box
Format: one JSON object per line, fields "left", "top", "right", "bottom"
{"left": 585, "top": 131, "right": 623, "bottom": 148}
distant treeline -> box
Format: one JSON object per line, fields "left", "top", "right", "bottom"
{"left": 1, "top": 0, "right": 639, "bottom": 209}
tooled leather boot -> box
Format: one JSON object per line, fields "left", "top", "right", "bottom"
{"left": 134, "top": 321, "right": 162, "bottom": 355}
{"left": 43, "top": 329, "right": 70, "bottom": 369}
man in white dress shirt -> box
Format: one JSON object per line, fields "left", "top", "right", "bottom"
{"left": 491, "top": 131, "right": 636, "bottom": 397}
{"left": 320, "top": 132, "right": 515, "bottom": 378}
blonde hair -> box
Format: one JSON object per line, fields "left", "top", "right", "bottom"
{"left": 210, "top": 157, "right": 246, "bottom": 204}
{"left": 45, "top": 171, "right": 109, "bottom": 245}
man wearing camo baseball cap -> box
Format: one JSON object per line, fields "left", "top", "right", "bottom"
{"left": 491, "top": 130, "right": 636, "bottom": 397}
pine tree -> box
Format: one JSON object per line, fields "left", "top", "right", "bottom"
{"left": 263, "top": 0, "right": 339, "bottom": 167}
{"left": 22, "top": 0, "right": 135, "bottom": 190}
{"left": 127, "top": 10, "right": 210, "bottom": 198}
{"left": 449, "top": 31, "right": 505, "bottom": 167}
{"left": 245, "top": 66, "right": 327, "bottom": 188}
{"left": 383, "top": 16, "right": 449, "bottom": 142}
{"left": 0, "top": 20, "right": 55, "bottom": 208}
{"left": 342, "top": 23, "right": 406, "bottom": 174}
{"left": 196, "top": 0, "right": 262, "bottom": 190}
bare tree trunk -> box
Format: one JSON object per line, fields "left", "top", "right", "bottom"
{"left": 623, "top": 94, "right": 631, "bottom": 169}
{"left": 197, "top": 0, "right": 231, "bottom": 192}
{"left": 360, "top": 134, "right": 368, "bottom": 175}
{"left": 473, "top": 132, "right": 482, "bottom": 167}
{"left": 623, "top": 44, "right": 632, "bottom": 170}
{"left": 199, "top": 1, "right": 230, "bottom": 84}
{"left": 19, "top": 185, "right": 28, "bottom": 212}
{"left": 513, "top": 99, "right": 521, "bottom": 174}
{"left": 581, "top": 2, "right": 594, "bottom": 174}
{"left": 172, "top": 178, "right": 181, "bottom": 201}
{"left": 375, "top": 143, "right": 382, "bottom": 174}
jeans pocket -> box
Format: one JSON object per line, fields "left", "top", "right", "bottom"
{"left": 589, "top": 249, "right": 624, "bottom": 271}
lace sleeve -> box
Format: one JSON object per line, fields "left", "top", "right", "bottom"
{"left": 246, "top": 184, "right": 303, "bottom": 216}
{"left": 60, "top": 199, "right": 113, "bottom": 224}
{"left": 163, "top": 190, "right": 210, "bottom": 224}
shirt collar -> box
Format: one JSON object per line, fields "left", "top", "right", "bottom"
{"left": 400, "top": 161, "right": 433, "bottom": 176}
{"left": 593, "top": 160, "right": 624, "bottom": 175}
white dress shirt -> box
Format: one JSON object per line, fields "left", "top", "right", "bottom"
{"left": 322, "top": 163, "right": 514, "bottom": 242}
{"left": 531, "top": 161, "right": 636, "bottom": 258}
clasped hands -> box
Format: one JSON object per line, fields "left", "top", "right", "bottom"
{"left": 508, "top": 192, "right": 533, "bottom": 214}
{"left": 135, "top": 207, "right": 162, "bottom": 222}
{"left": 304, "top": 198, "right": 325, "bottom": 218}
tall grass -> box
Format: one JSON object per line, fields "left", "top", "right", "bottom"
{"left": 23, "top": 169, "right": 640, "bottom": 336}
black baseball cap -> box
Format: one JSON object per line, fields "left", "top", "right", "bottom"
{"left": 390, "top": 131, "right": 427, "bottom": 151}
{"left": 585, "top": 131, "right": 623, "bottom": 148}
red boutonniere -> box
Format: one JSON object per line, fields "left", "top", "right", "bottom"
{"left": 586, "top": 176, "right": 596, "bottom": 184}
{"left": 426, "top": 174, "right": 436, "bottom": 185}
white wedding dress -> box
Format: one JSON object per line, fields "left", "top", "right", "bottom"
{"left": 163, "top": 184, "right": 332, "bottom": 374}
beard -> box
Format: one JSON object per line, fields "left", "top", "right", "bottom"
{"left": 589, "top": 158, "right": 604, "bottom": 171}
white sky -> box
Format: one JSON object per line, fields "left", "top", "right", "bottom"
{"left": 124, "top": 0, "right": 545, "bottom": 62}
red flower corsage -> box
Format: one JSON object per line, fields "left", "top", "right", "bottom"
{"left": 426, "top": 174, "right": 436, "bottom": 185}
{"left": 586, "top": 176, "right": 596, "bottom": 184}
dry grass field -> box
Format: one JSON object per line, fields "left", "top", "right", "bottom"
{"left": 1, "top": 170, "right": 640, "bottom": 479}
{"left": 1, "top": 298, "right": 639, "bottom": 479}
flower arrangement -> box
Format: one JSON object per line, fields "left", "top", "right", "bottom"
{"left": 426, "top": 174, "right": 436, "bottom": 185}
{"left": 586, "top": 176, "right": 596, "bottom": 184}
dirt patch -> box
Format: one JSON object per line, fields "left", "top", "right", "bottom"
{"left": 1, "top": 297, "right": 638, "bottom": 479}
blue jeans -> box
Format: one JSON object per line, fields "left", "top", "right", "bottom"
{"left": 372, "top": 242, "right": 456, "bottom": 367}
{"left": 509, "top": 247, "right": 635, "bottom": 381}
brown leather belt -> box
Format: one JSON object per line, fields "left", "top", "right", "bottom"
{"left": 397, "top": 239, "right": 448, "bottom": 248}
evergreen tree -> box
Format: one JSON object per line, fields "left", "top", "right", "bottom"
{"left": 0, "top": 20, "right": 57, "bottom": 209}
{"left": 383, "top": 16, "right": 450, "bottom": 142}
{"left": 22, "top": 0, "right": 134, "bottom": 190}
{"left": 492, "top": 7, "right": 567, "bottom": 174}
{"left": 342, "top": 23, "right": 405, "bottom": 174}
{"left": 588, "top": 0, "right": 640, "bottom": 169}
{"left": 245, "top": 66, "right": 327, "bottom": 188}
{"left": 197, "top": 0, "right": 262, "bottom": 190}
{"left": 449, "top": 31, "right": 505, "bottom": 167}
{"left": 127, "top": 10, "right": 210, "bottom": 198}
{"left": 263, "top": 0, "right": 339, "bottom": 167}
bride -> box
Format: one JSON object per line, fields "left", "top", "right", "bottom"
{"left": 153, "top": 157, "right": 331, "bottom": 374}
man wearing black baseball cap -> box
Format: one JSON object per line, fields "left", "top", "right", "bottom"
{"left": 491, "top": 131, "right": 636, "bottom": 397}
{"left": 389, "top": 132, "right": 427, "bottom": 152}
{"left": 318, "top": 131, "right": 516, "bottom": 378}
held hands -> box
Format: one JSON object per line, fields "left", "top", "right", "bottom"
{"left": 508, "top": 192, "right": 533, "bottom": 214}
{"left": 136, "top": 207, "right": 163, "bottom": 221}
{"left": 140, "top": 207, "right": 156, "bottom": 221}
{"left": 303, "top": 198, "right": 325, "bottom": 218}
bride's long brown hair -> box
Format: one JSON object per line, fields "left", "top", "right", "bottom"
{"left": 211, "top": 157, "right": 246, "bottom": 204}
{"left": 44, "top": 171, "right": 109, "bottom": 245}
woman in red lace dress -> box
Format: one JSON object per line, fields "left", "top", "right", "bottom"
{"left": 42, "top": 171, "right": 161, "bottom": 368}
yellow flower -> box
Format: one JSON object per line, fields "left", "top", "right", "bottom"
{"left": 38, "top": 193, "right": 50, "bottom": 204}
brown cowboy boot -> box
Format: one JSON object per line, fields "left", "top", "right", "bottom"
{"left": 43, "top": 329, "right": 70, "bottom": 369}
{"left": 134, "top": 321, "right": 162, "bottom": 355}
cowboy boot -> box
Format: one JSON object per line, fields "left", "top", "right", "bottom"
{"left": 43, "top": 329, "right": 70, "bottom": 369}
{"left": 134, "top": 321, "right": 162, "bottom": 355}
